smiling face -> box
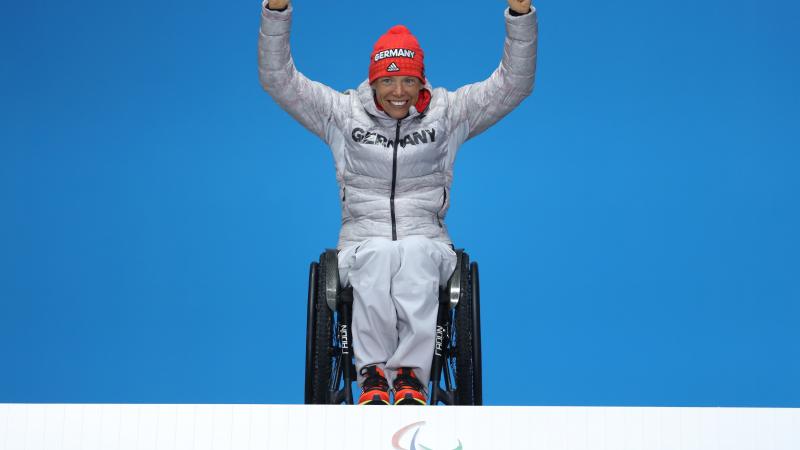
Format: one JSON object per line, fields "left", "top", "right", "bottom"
{"left": 372, "top": 76, "right": 422, "bottom": 120}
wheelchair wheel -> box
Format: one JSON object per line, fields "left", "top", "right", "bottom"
{"left": 470, "top": 261, "right": 483, "bottom": 404}
{"left": 454, "top": 256, "right": 483, "bottom": 405}
{"left": 304, "top": 262, "right": 318, "bottom": 403}
{"left": 305, "top": 260, "right": 334, "bottom": 404}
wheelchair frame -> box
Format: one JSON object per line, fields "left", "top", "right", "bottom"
{"left": 304, "top": 249, "right": 482, "bottom": 405}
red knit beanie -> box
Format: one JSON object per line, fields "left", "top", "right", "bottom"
{"left": 369, "top": 25, "right": 425, "bottom": 84}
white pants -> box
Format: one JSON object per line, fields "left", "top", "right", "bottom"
{"left": 338, "top": 236, "right": 457, "bottom": 389}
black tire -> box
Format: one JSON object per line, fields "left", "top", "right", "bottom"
{"left": 304, "top": 262, "right": 319, "bottom": 404}
{"left": 309, "top": 256, "right": 334, "bottom": 404}
{"left": 454, "top": 253, "right": 477, "bottom": 405}
{"left": 470, "top": 262, "right": 483, "bottom": 405}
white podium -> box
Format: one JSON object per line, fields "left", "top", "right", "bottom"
{"left": 2, "top": 404, "right": 798, "bottom": 450}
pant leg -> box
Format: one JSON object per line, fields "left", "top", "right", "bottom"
{"left": 338, "top": 238, "right": 400, "bottom": 385}
{"left": 385, "top": 235, "right": 457, "bottom": 388}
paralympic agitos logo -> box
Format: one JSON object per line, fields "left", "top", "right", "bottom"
{"left": 392, "top": 421, "right": 463, "bottom": 450}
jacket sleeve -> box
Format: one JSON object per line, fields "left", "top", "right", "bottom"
{"left": 448, "top": 7, "right": 538, "bottom": 141}
{"left": 258, "top": 2, "right": 347, "bottom": 142}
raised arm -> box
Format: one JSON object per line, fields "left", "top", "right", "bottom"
{"left": 449, "top": 0, "right": 538, "bottom": 141}
{"left": 258, "top": 0, "right": 346, "bottom": 141}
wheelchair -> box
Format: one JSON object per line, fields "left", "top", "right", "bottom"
{"left": 304, "top": 248, "right": 482, "bottom": 405}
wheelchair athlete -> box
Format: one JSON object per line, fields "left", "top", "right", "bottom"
{"left": 259, "top": 0, "right": 537, "bottom": 405}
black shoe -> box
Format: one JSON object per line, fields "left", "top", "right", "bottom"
{"left": 393, "top": 368, "right": 426, "bottom": 405}
{"left": 358, "top": 365, "right": 390, "bottom": 405}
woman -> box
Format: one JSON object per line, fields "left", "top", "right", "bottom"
{"left": 259, "top": 0, "right": 537, "bottom": 405}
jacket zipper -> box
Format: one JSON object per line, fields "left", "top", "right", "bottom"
{"left": 390, "top": 119, "right": 402, "bottom": 240}
{"left": 437, "top": 187, "right": 447, "bottom": 228}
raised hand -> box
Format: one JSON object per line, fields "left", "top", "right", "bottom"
{"left": 267, "top": 0, "right": 289, "bottom": 10}
{"left": 507, "top": 0, "right": 532, "bottom": 14}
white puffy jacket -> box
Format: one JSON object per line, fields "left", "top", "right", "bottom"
{"left": 258, "top": 2, "right": 537, "bottom": 249}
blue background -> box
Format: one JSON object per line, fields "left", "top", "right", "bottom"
{"left": 1, "top": 0, "right": 798, "bottom": 406}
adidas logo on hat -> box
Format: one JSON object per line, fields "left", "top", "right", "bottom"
{"left": 386, "top": 62, "right": 400, "bottom": 72}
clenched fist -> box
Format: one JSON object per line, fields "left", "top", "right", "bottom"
{"left": 507, "top": 0, "right": 532, "bottom": 14}
{"left": 267, "top": 0, "right": 289, "bottom": 10}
